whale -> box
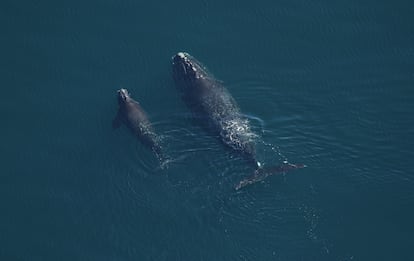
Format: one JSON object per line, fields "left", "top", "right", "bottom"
{"left": 112, "top": 88, "right": 164, "bottom": 162}
{"left": 172, "top": 52, "right": 304, "bottom": 189}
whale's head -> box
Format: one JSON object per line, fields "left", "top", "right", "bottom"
{"left": 172, "top": 52, "right": 208, "bottom": 91}
{"left": 117, "top": 88, "right": 131, "bottom": 104}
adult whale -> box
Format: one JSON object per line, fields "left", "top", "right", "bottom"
{"left": 172, "top": 52, "right": 304, "bottom": 189}
{"left": 113, "top": 88, "right": 164, "bottom": 163}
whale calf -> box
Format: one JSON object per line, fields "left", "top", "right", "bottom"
{"left": 172, "top": 52, "right": 304, "bottom": 189}
{"left": 113, "top": 88, "right": 164, "bottom": 162}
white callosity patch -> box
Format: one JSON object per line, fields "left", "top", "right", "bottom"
{"left": 176, "top": 52, "right": 211, "bottom": 80}
{"left": 177, "top": 52, "right": 187, "bottom": 58}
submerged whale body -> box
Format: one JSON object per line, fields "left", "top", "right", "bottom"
{"left": 113, "top": 88, "right": 164, "bottom": 162}
{"left": 172, "top": 52, "right": 259, "bottom": 166}
{"left": 172, "top": 52, "right": 304, "bottom": 189}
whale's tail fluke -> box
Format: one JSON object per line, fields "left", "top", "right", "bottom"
{"left": 235, "top": 163, "right": 306, "bottom": 190}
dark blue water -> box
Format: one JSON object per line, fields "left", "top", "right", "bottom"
{"left": 1, "top": 0, "right": 413, "bottom": 260}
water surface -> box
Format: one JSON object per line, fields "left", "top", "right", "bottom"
{"left": 1, "top": 0, "right": 413, "bottom": 260}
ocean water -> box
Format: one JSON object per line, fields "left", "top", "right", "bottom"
{"left": 1, "top": 0, "right": 413, "bottom": 260}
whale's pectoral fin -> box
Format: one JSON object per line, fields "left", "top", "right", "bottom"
{"left": 112, "top": 110, "right": 123, "bottom": 129}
